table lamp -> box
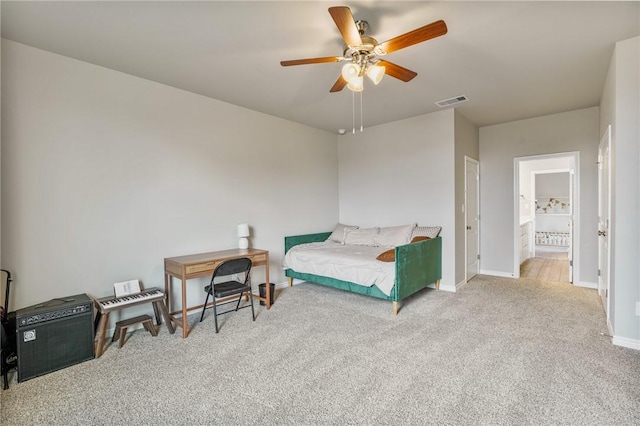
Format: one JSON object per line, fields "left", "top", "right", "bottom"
{"left": 237, "top": 223, "right": 250, "bottom": 249}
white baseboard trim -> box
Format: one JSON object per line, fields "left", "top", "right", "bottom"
{"left": 437, "top": 283, "right": 456, "bottom": 293}
{"left": 574, "top": 281, "right": 597, "bottom": 289}
{"left": 479, "top": 269, "right": 514, "bottom": 278}
{"left": 612, "top": 335, "right": 640, "bottom": 351}
{"left": 457, "top": 279, "right": 467, "bottom": 287}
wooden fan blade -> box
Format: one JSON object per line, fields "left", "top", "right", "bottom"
{"left": 377, "top": 20, "right": 447, "bottom": 54}
{"left": 328, "top": 6, "right": 362, "bottom": 47}
{"left": 330, "top": 76, "right": 347, "bottom": 93}
{"left": 378, "top": 60, "right": 418, "bottom": 82}
{"left": 280, "top": 57, "right": 342, "bottom": 66}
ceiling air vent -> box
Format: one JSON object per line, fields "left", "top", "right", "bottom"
{"left": 435, "top": 95, "right": 468, "bottom": 108}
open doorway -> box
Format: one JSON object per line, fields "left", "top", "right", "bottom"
{"left": 525, "top": 171, "right": 572, "bottom": 282}
{"left": 514, "top": 152, "right": 579, "bottom": 284}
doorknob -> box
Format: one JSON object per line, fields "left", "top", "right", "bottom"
{"left": 466, "top": 226, "right": 472, "bottom": 230}
{"left": 598, "top": 230, "right": 606, "bottom": 237}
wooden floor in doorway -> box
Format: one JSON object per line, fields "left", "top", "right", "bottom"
{"left": 520, "top": 248, "right": 570, "bottom": 283}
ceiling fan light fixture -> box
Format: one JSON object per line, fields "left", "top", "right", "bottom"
{"left": 347, "top": 76, "right": 364, "bottom": 92}
{"left": 282, "top": 7, "right": 448, "bottom": 94}
{"left": 366, "top": 64, "right": 385, "bottom": 85}
{"left": 341, "top": 63, "right": 361, "bottom": 84}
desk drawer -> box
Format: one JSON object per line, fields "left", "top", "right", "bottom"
{"left": 185, "top": 261, "right": 218, "bottom": 275}
{"left": 251, "top": 254, "right": 267, "bottom": 264}
{"left": 182, "top": 253, "right": 266, "bottom": 275}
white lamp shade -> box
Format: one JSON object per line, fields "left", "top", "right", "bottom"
{"left": 366, "top": 65, "right": 385, "bottom": 85}
{"left": 237, "top": 223, "right": 250, "bottom": 238}
{"left": 347, "top": 76, "right": 364, "bottom": 92}
{"left": 341, "top": 63, "right": 360, "bottom": 83}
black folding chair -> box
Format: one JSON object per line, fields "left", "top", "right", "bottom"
{"left": 199, "top": 258, "right": 254, "bottom": 333}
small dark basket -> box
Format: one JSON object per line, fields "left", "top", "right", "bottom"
{"left": 258, "top": 283, "right": 275, "bottom": 306}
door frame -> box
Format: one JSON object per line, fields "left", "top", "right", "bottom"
{"left": 513, "top": 152, "right": 580, "bottom": 282}
{"left": 597, "top": 125, "right": 612, "bottom": 324}
{"left": 464, "top": 156, "right": 480, "bottom": 282}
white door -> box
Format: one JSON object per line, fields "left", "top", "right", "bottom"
{"left": 597, "top": 126, "right": 611, "bottom": 316}
{"left": 465, "top": 157, "right": 480, "bottom": 281}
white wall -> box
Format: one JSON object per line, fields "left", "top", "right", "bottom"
{"left": 479, "top": 107, "right": 600, "bottom": 284}
{"left": 535, "top": 172, "right": 572, "bottom": 234}
{"left": 599, "top": 36, "right": 640, "bottom": 346}
{"left": 338, "top": 109, "right": 457, "bottom": 290}
{"left": 1, "top": 40, "right": 339, "bottom": 321}
{"left": 519, "top": 156, "right": 573, "bottom": 223}
{"left": 536, "top": 173, "right": 569, "bottom": 198}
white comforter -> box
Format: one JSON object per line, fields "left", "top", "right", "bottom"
{"left": 282, "top": 241, "right": 396, "bottom": 296}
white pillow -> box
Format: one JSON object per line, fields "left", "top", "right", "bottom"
{"left": 411, "top": 226, "right": 442, "bottom": 239}
{"left": 327, "top": 223, "right": 359, "bottom": 244}
{"left": 374, "top": 224, "right": 417, "bottom": 247}
{"left": 344, "top": 227, "right": 380, "bottom": 246}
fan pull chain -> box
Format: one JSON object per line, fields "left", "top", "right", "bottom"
{"left": 350, "top": 89, "right": 364, "bottom": 135}
{"left": 360, "top": 91, "right": 363, "bottom": 133}
{"left": 352, "top": 90, "right": 356, "bottom": 134}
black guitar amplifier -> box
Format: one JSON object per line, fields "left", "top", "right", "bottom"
{"left": 15, "top": 293, "right": 94, "bottom": 382}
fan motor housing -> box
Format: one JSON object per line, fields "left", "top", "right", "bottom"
{"left": 344, "top": 35, "right": 378, "bottom": 58}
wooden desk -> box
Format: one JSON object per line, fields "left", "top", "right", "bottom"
{"left": 164, "top": 248, "right": 270, "bottom": 338}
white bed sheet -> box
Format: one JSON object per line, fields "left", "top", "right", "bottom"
{"left": 282, "top": 241, "right": 395, "bottom": 296}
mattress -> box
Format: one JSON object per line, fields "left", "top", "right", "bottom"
{"left": 282, "top": 241, "right": 395, "bottom": 296}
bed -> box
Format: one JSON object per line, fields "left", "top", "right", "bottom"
{"left": 283, "top": 224, "right": 442, "bottom": 315}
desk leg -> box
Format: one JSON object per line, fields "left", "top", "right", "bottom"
{"left": 265, "top": 254, "right": 271, "bottom": 309}
{"left": 181, "top": 277, "right": 188, "bottom": 338}
{"left": 95, "top": 312, "right": 110, "bottom": 358}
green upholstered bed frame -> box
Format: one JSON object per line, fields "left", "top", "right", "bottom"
{"left": 284, "top": 232, "right": 442, "bottom": 315}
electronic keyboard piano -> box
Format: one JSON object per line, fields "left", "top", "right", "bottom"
{"left": 97, "top": 288, "right": 165, "bottom": 313}
{"left": 94, "top": 287, "right": 175, "bottom": 357}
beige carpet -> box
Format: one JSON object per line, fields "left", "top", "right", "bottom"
{"left": 1, "top": 275, "right": 639, "bottom": 425}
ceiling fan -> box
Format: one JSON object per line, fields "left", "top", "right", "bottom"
{"left": 280, "top": 6, "right": 447, "bottom": 93}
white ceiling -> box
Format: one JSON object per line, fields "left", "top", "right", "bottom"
{"left": 2, "top": 1, "right": 638, "bottom": 133}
